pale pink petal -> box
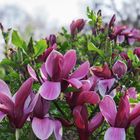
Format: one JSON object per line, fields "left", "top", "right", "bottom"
{"left": 39, "top": 81, "right": 61, "bottom": 100}
{"left": 67, "top": 78, "right": 82, "bottom": 89}
{"left": 104, "top": 127, "right": 125, "bottom": 140}
{"left": 70, "top": 61, "right": 90, "bottom": 80}
{"left": 127, "top": 87, "right": 137, "bottom": 99}
{"left": 32, "top": 117, "right": 53, "bottom": 140}
{"left": 98, "top": 78, "right": 116, "bottom": 97}
{"left": 88, "top": 112, "right": 104, "bottom": 133}
{"left": 117, "top": 35, "right": 125, "bottom": 43}
{"left": 27, "top": 64, "right": 38, "bottom": 81}
{"left": 62, "top": 50, "right": 76, "bottom": 78}
{"left": 0, "top": 79, "right": 11, "bottom": 97}
{"left": 45, "top": 50, "right": 63, "bottom": 78}
{"left": 112, "top": 60, "right": 127, "bottom": 78}
{"left": 53, "top": 120, "right": 63, "bottom": 140}
{"left": 40, "top": 63, "right": 48, "bottom": 81}
{"left": 99, "top": 96, "right": 117, "bottom": 126}
{"left": 0, "top": 112, "right": 5, "bottom": 122}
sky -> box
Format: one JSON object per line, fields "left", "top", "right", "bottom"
{"left": 0, "top": 0, "right": 124, "bottom": 59}
{"left": 0, "top": 0, "right": 91, "bottom": 26}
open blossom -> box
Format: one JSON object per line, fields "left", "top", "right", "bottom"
{"left": 28, "top": 49, "right": 90, "bottom": 101}
{"left": 100, "top": 94, "right": 140, "bottom": 140}
{"left": 31, "top": 95, "right": 62, "bottom": 140}
{"left": 0, "top": 78, "right": 38, "bottom": 128}
{"left": 99, "top": 95, "right": 130, "bottom": 140}
{"left": 91, "top": 63, "right": 116, "bottom": 97}
{"left": 73, "top": 105, "right": 103, "bottom": 140}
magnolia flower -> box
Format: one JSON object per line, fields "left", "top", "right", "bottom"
{"left": 0, "top": 78, "right": 38, "bottom": 129}
{"left": 70, "top": 19, "right": 85, "bottom": 36}
{"left": 66, "top": 78, "right": 100, "bottom": 109}
{"left": 73, "top": 105, "right": 103, "bottom": 140}
{"left": 91, "top": 63, "right": 112, "bottom": 79}
{"left": 31, "top": 95, "right": 62, "bottom": 140}
{"left": 112, "top": 60, "right": 127, "bottom": 79}
{"left": 28, "top": 49, "right": 90, "bottom": 101}
{"left": 98, "top": 78, "right": 116, "bottom": 97}
{"left": 99, "top": 94, "right": 140, "bottom": 140}
{"left": 99, "top": 95, "right": 130, "bottom": 140}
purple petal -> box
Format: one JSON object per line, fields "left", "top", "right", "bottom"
{"left": 14, "top": 78, "right": 33, "bottom": 110}
{"left": 77, "top": 91, "right": 100, "bottom": 105}
{"left": 115, "top": 94, "right": 130, "bottom": 128}
{"left": 127, "top": 87, "right": 137, "bottom": 99}
{"left": 98, "top": 78, "right": 116, "bottom": 97}
{"left": 81, "top": 80, "right": 91, "bottom": 91}
{"left": 67, "top": 78, "right": 82, "bottom": 89}
{"left": 131, "top": 116, "right": 140, "bottom": 126}
{"left": 70, "top": 61, "right": 90, "bottom": 80}
{"left": 45, "top": 50, "right": 63, "bottom": 80}
{"left": 27, "top": 64, "right": 38, "bottom": 81}
{"left": 129, "top": 103, "right": 140, "bottom": 123}
{"left": 39, "top": 81, "right": 61, "bottom": 100}
{"left": 0, "top": 79, "right": 11, "bottom": 97}
{"left": 116, "top": 35, "right": 125, "bottom": 43}
{"left": 88, "top": 112, "right": 104, "bottom": 133}
{"left": 73, "top": 105, "right": 88, "bottom": 129}
{"left": 33, "top": 95, "right": 50, "bottom": 118}
{"left": 0, "top": 93, "right": 14, "bottom": 114}
{"left": 32, "top": 117, "right": 53, "bottom": 140}
{"left": 104, "top": 127, "right": 125, "bottom": 140}
{"left": 24, "top": 93, "right": 39, "bottom": 114}
{"left": 99, "top": 96, "right": 117, "bottom": 126}
{"left": 40, "top": 63, "right": 48, "bottom": 81}
{"left": 112, "top": 60, "right": 127, "bottom": 79}
{"left": 62, "top": 50, "right": 76, "bottom": 78}
{"left": 128, "top": 38, "right": 135, "bottom": 45}
{"left": 0, "top": 112, "right": 5, "bottom": 122}
{"left": 53, "top": 120, "right": 63, "bottom": 140}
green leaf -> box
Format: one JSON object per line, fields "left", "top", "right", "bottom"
{"left": 88, "top": 42, "right": 104, "bottom": 57}
{"left": 34, "top": 39, "right": 48, "bottom": 57}
{"left": 12, "top": 30, "right": 26, "bottom": 50}
{"left": 64, "top": 87, "right": 79, "bottom": 93}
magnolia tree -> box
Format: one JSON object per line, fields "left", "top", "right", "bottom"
{"left": 0, "top": 8, "right": 140, "bottom": 140}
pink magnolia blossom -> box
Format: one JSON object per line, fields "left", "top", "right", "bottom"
{"left": 28, "top": 49, "right": 90, "bottom": 101}
{"left": 0, "top": 78, "right": 38, "bottom": 128}
{"left": 31, "top": 95, "right": 62, "bottom": 140}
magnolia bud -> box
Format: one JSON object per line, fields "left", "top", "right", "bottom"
{"left": 112, "top": 60, "right": 127, "bottom": 78}
{"left": 70, "top": 19, "right": 85, "bottom": 36}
